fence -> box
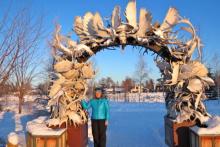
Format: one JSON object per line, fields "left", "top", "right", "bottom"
{"left": 205, "top": 86, "right": 220, "bottom": 100}
{"left": 106, "top": 92, "right": 165, "bottom": 102}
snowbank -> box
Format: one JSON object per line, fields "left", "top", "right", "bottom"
{"left": 8, "top": 132, "right": 19, "bottom": 145}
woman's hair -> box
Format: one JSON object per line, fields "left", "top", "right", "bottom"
{"left": 93, "top": 87, "right": 106, "bottom": 98}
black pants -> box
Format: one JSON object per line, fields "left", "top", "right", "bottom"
{"left": 91, "top": 119, "right": 107, "bottom": 147}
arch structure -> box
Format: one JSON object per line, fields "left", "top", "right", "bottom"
{"left": 47, "top": 0, "right": 214, "bottom": 127}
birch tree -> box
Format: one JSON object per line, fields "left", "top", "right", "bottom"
{"left": 134, "top": 54, "right": 148, "bottom": 102}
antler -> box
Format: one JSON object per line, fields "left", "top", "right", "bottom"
{"left": 111, "top": 6, "right": 121, "bottom": 29}
{"left": 136, "top": 9, "right": 152, "bottom": 37}
{"left": 49, "top": 0, "right": 213, "bottom": 127}
{"left": 125, "top": 0, "right": 137, "bottom": 28}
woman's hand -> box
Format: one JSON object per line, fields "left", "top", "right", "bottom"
{"left": 105, "top": 120, "right": 108, "bottom": 126}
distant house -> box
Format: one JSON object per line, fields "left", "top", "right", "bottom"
{"left": 130, "top": 84, "right": 144, "bottom": 93}
{"left": 205, "top": 86, "right": 218, "bottom": 99}
{"left": 155, "top": 84, "right": 164, "bottom": 92}
{"left": 104, "top": 88, "right": 114, "bottom": 94}
{"left": 114, "top": 87, "right": 124, "bottom": 93}
{"left": 143, "top": 88, "right": 149, "bottom": 93}
{"left": 104, "top": 87, "right": 124, "bottom": 94}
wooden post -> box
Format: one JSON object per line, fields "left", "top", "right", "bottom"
{"left": 189, "top": 127, "right": 220, "bottom": 147}
{"left": 164, "top": 116, "right": 196, "bottom": 147}
{"left": 26, "top": 131, "right": 67, "bottom": 147}
{"left": 66, "top": 123, "right": 88, "bottom": 147}
{"left": 26, "top": 118, "right": 67, "bottom": 147}
{"left": 7, "top": 142, "right": 18, "bottom": 147}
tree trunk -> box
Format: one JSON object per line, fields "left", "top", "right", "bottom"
{"left": 138, "top": 82, "right": 141, "bottom": 102}
{"left": 124, "top": 92, "right": 127, "bottom": 102}
{"left": 18, "top": 96, "right": 23, "bottom": 114}
{"left": 138, "top": 92, "right": 141, "bottom": 102}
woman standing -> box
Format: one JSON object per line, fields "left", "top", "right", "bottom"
{"left": 81, "top": 88, "right": 110, "bottom": 147}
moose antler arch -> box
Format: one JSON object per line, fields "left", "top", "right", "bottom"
{"left": 47, "top": 0, "right": 214, "bottom": 127}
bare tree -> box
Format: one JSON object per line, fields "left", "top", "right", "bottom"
{"left": 122, "top": 77, "right": 135, "bottom": 102}
{"left": 106, "top": 77, "right": 115, "bottom": 88}
{"left": 134, "top": 54, "right": 148, "bottom": 102}
{"left": 146, "top": 79, "right": 155, "bottom": 92}
{"left": 0, "top": 7, "right": 23, "bottom": 91}
{"left": 122, "top": 77, "right": 134, "bottom": 93}
{"left": 209, "top": 53, "right": 220, "bottom": 97}
{"left": 98, "top": 77, "right": 115, "bottom": 89}
{"left": 9, "top": 9, "right": 44, "bottom": 113}
{"left": 36, "top": 57, "right": 54, "bottom": 96}
{"left": 211, "top": 53, "right": 220, "bottom": 79}
{"left": 86, "top": 58, "right": 99, "bottom": 98}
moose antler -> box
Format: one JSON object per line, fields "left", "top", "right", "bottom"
{"left": 48, "top": 0, "right": 213, "bottom": 126}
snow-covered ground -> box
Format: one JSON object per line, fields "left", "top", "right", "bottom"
{"left": 89, "top": 99, "right": 220, "bottom": 147}
{"left": 87, "top": 102, "right": 166, "bottom": 147}
{"left": 0, "top": 94, "right": 220, "bottom": 147}
{"left": 0, "top": 95, "right": 49, "bottom": 146}
{"left": 105, "top": 102, "right": 166, "bottom": 147}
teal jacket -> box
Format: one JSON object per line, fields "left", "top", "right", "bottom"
{"left": 81, "top": 98, "right": 110, "bottom": 120}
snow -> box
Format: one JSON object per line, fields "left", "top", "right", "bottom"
{"left": 191, "top": 116, "right": 220, "bottom": 135}
{"left": 0, "top": 94, "right": 220, "bottom": 147}
{"left": 87, "top": 99, "right": 220, "bottom": 147}
{"left": 8, "top": 132, "right": 18, "bottom": 145}
{"left": 26, "top": 116, "right": 66, "bottom": 136}
{"left": 87, "top": 102, "right": 167, "bottom": 147}
{"left": 0, "top": 95, "right": 49, "bottom": 147}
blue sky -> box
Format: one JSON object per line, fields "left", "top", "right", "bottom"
{"left": 1, "top": 0, "right": 220, "bottom": 83}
